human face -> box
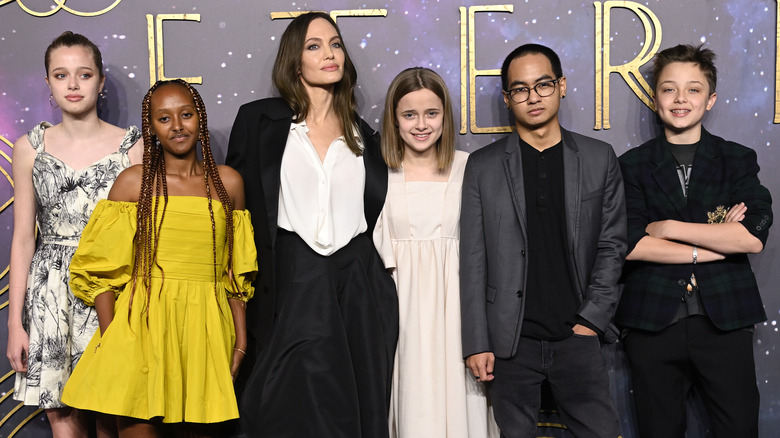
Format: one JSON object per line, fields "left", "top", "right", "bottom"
{"left": 299, "top": 18, "right": 345, "bottom": 90}
{"left": 502, "top": 53, "right": 565, "bottom": 133}
{"left": 149, "top": 84, "right": 200, "bottom": 158}
{"left": 653, "top": 61, "right": 717, "bottom": 144}
{"left": 396, "top": 88, "right": 444, "bottom": 159}
{"left": 45, "top": 45, "right": 104, "bottom": 116}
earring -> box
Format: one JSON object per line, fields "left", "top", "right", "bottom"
{"left": 49, "top": 94, "right": 58, "bottom": 108}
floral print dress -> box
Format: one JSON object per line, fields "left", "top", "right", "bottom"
{"left": 13, "top": 122, "right": 140, "bottom": 408}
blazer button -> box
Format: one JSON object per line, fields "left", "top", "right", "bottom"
{"left": 516, "top": 290, "right": 523, "bottom": 298}
{"left": 521, "top": 250, "right": 526, "bottom": 257}
{"left": 677, "top": 279, "right": 687, "bottom": 287}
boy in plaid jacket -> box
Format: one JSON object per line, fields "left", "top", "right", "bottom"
{"left": 616, "top": 44, "right": 772, "bottom": 438}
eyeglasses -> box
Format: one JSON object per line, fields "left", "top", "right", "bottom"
{"left": 504, "top": 78, "right": 562, "bottom": 104}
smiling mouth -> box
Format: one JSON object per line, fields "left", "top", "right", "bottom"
{"left": 412, "top": 133, "right": 431, "bottom": 139}
{"left": 671, "top": 109, "right": 690, "bottom": 115}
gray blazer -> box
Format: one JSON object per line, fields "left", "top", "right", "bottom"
{"left": 460, "top": 128, "right": 627, "bottom": 359}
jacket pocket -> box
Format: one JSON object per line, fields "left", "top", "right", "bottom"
{"left": 486, "top": 286, "right": 497, "bottom": 303}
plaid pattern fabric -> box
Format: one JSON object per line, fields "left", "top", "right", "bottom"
{"left": 616, "top": 129, "right": 772, "bottom": 331}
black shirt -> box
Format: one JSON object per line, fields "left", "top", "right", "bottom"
{"left": 518, "top": 138, "right": 580, "bottom": 340}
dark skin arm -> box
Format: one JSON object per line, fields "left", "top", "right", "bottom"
{"left": 219, "top": 165, "right": 249, "bottom": 380}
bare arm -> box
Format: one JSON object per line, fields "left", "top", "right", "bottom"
{"left": 94, "top": 290, "right": 116, "bottom": 335}
{"left": 6, "top": 135, "right": 36, "bottom": 372}
{"left": 228, "top": 298, "right": 247, "bottom": 380}
{"left": 645, "top": 216, "right": 763, "bottom": 255}
{"left": 218, "top": 165, "right": 246, "bottom": 210}
{"left": 626, "top": 235, "right": 725, "bottom": 263}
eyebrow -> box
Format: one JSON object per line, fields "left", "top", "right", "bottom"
{"left": 659, "top": 80, "right": 704, "bottom": 86}
{"left": 305, "top": 36, "right": 340, "bottom": 44}
{"left": 51, "top": 66, "right": 95, "bottom": 72}
{"left": 508, "top": 74, "right": 554, "bottom": 89}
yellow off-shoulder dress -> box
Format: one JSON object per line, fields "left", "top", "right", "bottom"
{"left": 61, "top": 197, "right": 257, "bottom": 423}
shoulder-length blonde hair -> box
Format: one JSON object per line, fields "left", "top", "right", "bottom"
{"left": 381, "top": 67, "right": 455, "bottom": 170}
{"left": 272, "top": 11, "right": 362, "bottom": 156}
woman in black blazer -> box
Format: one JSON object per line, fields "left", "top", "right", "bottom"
{"left": 226, "top": 12, "right": 397, "bottom": 438}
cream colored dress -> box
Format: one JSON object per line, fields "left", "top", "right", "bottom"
{"left": 374, "top": 150, "right": 499, "bottom": 438}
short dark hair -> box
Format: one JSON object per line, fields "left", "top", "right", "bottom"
{"left": 500, "top": 43, "right": 562, "bottom": 91}
{"left": 652, "top": 44, "right": 717, "bottom": 94}
{"left": 45, "top": 31, "right": 104, "bottom": 78}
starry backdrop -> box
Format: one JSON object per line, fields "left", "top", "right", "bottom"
{"left": 0, "top": 1, "right": 778, "bottom": 436}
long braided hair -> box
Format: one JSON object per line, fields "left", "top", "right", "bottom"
{"left": 130, "top": 79, "right": 240, "bottom": 320}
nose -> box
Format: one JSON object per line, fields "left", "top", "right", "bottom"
{"left": 324, "top": 44, "right": 334, "bottom": 60}
{"left": 674, "top": 89, "right": 686, "bottom": 103}
{"left": 415, "top": 116, "right": 426, "bottom": 130}
{"left": 67, "top": 75, "right": 78, "bottom": 90}
{"left": 171, "top": 117, "right": 182, "bottom": 132}
{"left": 527, "top": 88, "right": 542, "bottom": 104}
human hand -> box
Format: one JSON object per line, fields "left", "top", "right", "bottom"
{"left": 231, "top": 346, "right": 246, "bottom": 382}
{"left": 7, "top": 324, "right": 29, "bottom": 373}
{"left": 645, "top": 220, "right": 674, "bottom": 239}
{"left": 572, "top": 324, "right": 597, "bottom": 337}
{"left": 724, "top": 203, "right": 747, "bottom": 222}
{"left": 466, "top": 352, "right": 495, "bottom": 382}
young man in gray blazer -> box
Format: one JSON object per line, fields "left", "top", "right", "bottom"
{"left": 460, "top": 43, "right": 626, "bottom": 438}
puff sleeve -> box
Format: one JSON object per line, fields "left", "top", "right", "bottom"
{"left": 223, "top": 209, "right": 257, "bottom": 301}
{"left": 69, "top": 200, "right": 137, "bottom": 306}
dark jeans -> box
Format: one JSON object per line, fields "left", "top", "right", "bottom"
{"left": 489, "top": 334, "right": 620, "bottom": 438}
{"left": 623, "top": 315, "right": 759, "bottom": 438}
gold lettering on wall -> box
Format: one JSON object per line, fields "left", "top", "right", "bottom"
{"left": 0, "top": 0, "right": 122, "bottom": 17}
{"left": 775, "top": 0, "right": 780, "bottom": 122}
{"left": 459, "top": 5, "right": 514, "bottom": 134}
{"left": 146, "top": 14, "right": 202, "bottom": 86}
{"left": 594, "top": 1, "right": 661, "bottom": 130}
{"left": 270, "top": 9, "right": 387, "bottom": 22}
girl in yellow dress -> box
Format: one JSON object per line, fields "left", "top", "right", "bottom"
{"left": 61, "top": 79, "right": 257, "bottom": 437}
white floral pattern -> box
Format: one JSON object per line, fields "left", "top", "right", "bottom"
{"left": 14, "top": 122, "right": 140, "bottom": 408}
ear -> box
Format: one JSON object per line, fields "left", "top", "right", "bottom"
{"left": 99, "top": 75, "right": 106, "bottom": 93}
{"left": 558, "top": 76, "right": 567, "bottom": 98}
{"left": 45, "top": 75, "right": 51, "bottom": 90}
{"left": 502, "top": 90, "right": 511, "bottom": 109}
{"left": 705, "top": 92, "right": 717, "bottom": 111}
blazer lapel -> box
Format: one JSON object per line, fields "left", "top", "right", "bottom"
{"left": 502, "top": 134, "right": 527, "bottom": 235}
{"left": 359, "top": 119, "right": 387, "bottom": 234}
{"left": 561, "top": 129, "right": 581, "bottom": 248}
{"left": 259, "top": 114, "right": 293, "bottom": 245}
{"left": 649, "top": 137, "right": 688, "bottom": 220}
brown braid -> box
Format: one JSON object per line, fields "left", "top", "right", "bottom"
{"left": 129, "top": 79, "right": 242, "bottom": 323}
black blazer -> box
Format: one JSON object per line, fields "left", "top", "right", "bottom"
{"left": 226, "top": 97, "right": 387, "bottom": 348}
{"left": 617, "top": 129, "right": 772, "bottom": 331}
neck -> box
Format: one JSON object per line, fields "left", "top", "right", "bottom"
{"left": 164, "top": 154, "right": 202, "bottom": 178}
{"left": 403, "top": 146, "right": 438, "bottom": 169}
{"left": 59, "top": 110, "right": 103, "bottom": 138}
{"left": 516, "top": 120, "right": 561, "bottom": 151}
{"left": 305, "top": 85, "right": 336, "bottom": 124}
{"left": 664, "top": 124, "right": 702, "bottom": 145}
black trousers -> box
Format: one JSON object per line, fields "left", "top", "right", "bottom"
{"left": 623, "top": 315, "right": 759, "bottom": 438}
{"left": 239, "top": 231, "right": 398, "bottom": 437}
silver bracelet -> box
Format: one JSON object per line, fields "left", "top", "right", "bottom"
{"left": 692, "top": 245, "right": 698, "bottom": 265}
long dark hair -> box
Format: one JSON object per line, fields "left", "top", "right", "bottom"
{"left": 271, "top": 12, "right": 363, "bottom": 155}
{"left": 131, "top": 79, "right": 240, "bottom": 321}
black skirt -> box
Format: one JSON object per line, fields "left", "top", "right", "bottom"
{"left": 239, "top": 230, "right": 398, "bottom": 437}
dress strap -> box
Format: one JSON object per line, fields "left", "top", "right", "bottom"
{"left": 26, "top": 121, "right": 53, "bottom": 153}
{"left": 118, "top": 126, "right": 141, "bottom": 154}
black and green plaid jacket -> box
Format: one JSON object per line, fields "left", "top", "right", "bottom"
{"left": 616, "top": 128, "right": 772, "bottom": 332}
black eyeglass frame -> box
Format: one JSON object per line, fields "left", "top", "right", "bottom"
{"left": 503, "top": 78, "right": 563, "bottom": 104}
